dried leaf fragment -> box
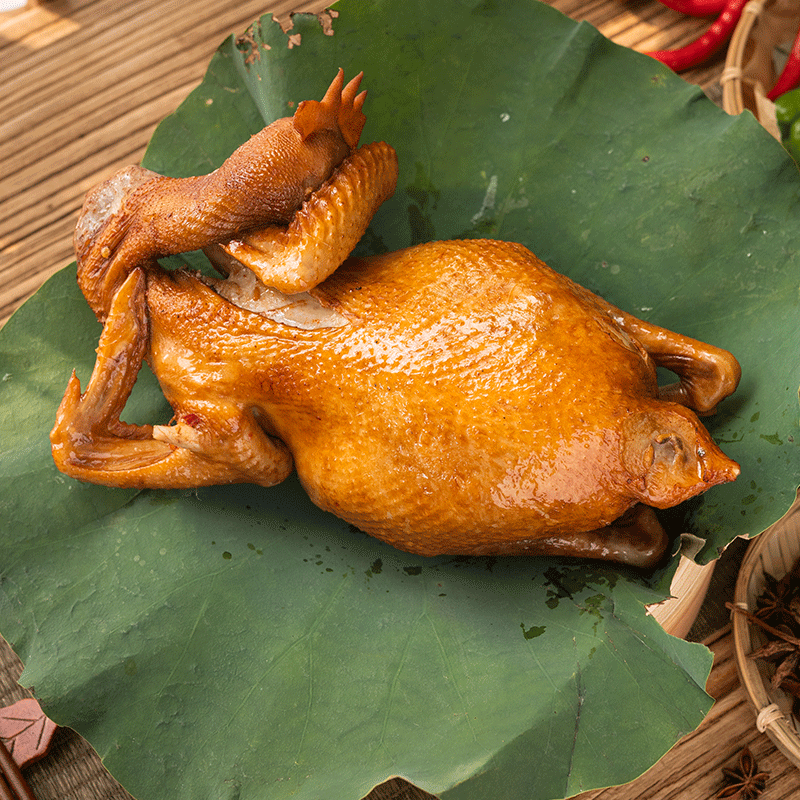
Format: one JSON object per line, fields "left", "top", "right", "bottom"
{"left": 0, "top": 699, "right": 57, "bottom": 768}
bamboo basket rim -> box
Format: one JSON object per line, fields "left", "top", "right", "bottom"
{"left": 732, "top": 488, "right": 800, "bottom": 767}
{"left": 720, "top": 0, "right": 799, "bottom": 140}
{"left": 721, "top": 0, "right": 767, "bottom": 118}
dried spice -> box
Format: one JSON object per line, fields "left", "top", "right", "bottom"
{"left": 753, "top": 555, "right": 800, "bottom": 628}
{"left": 716, "top": 746, "right": 769, "bottom": 799}
{"left": 728, "top": 553, "right": 800, "bottom": 722}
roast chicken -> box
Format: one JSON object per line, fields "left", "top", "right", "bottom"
{"left": 51, "top": 72, "right": 741, "bottom": 568}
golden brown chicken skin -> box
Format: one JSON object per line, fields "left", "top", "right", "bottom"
{"left": 51, "top": 75, "right": 741, "bottom": 569}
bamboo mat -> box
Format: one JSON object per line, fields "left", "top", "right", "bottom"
{"left": 2, "top": 1, "right": 797, "bottom": 798}
{"left": 0, "top": 0, "right": 729, "bottom": 328}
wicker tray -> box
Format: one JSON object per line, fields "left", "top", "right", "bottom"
{"left": 721, "top": 0, "right": 800, "bottom": 139}
{"left": 732, "top": 489, "right": 800, "bottom": 768}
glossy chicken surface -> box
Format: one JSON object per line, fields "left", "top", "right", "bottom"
{"left": 51, "top": 74, "right": 742, "bottom": 568}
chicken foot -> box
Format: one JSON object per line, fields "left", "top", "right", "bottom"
{"left": 50, "top": 269, "right": 293, "bottom": 489}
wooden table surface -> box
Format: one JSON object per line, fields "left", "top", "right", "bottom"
{"left": 2, "top": 1, "right": 799, "bottom": 799}
{"left": 0, "top": 0, "right": 725, "bottom": 329}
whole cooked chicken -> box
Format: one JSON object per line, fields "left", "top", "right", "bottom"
{"left": 51, "top": 72, "right": 741, "bottom": 568}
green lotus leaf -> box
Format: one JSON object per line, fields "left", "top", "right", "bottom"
{"left": 1, "top": 2, "right": 798, "bottom": 800}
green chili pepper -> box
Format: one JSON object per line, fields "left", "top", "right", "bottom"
{"left": 774, "top": 87, "right": 800, "bottom": 166}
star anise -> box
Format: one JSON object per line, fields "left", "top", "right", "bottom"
{"left": 716, "top": 746, "right": 769, "bottom": 799}
{"left": 727, "top": 554, "right": 800, "bottom": 727}
{"left": 728, "top": 597, "right": 800, "bottom": 720}
{"left": 755, "top": 567, "right": 800, "bottom": 628}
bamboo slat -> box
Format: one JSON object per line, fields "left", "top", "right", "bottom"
{"left": 0, "top": 0, "right": 329, "bottom": 325}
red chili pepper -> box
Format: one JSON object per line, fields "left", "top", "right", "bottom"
{"left": 656, "top": 0, "right": 727, "bottom": 16}
{"left": 768, "top": 24, "right": 800, "bottom": 100}
{"left": 646, "top": 0, "right": 747, "bottom": 72}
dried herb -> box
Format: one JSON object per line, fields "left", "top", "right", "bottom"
{"left": 754, "top": 572, "right": 795, "bottom": 627}
{"left": 728, "top": 553, "right": 800, "bottom": 721}
{"left": 716, "top": 746, "right": 769, "bottom": 799}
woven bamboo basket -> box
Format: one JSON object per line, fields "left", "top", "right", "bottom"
{"left": 732, "top": 490, "right": 800, "bottom": 767}
{"left": 721, "top": 0, "right": 800, "bottom": 139}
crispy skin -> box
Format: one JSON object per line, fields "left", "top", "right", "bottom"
{"left": 53, "top": 104, "right": 741, "bottom": 568}
{"left": 53, "top": 235, "right": 740, "bottom": 566}
{"left": 142, "top": 239, "right": 740, "bottom": 558}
